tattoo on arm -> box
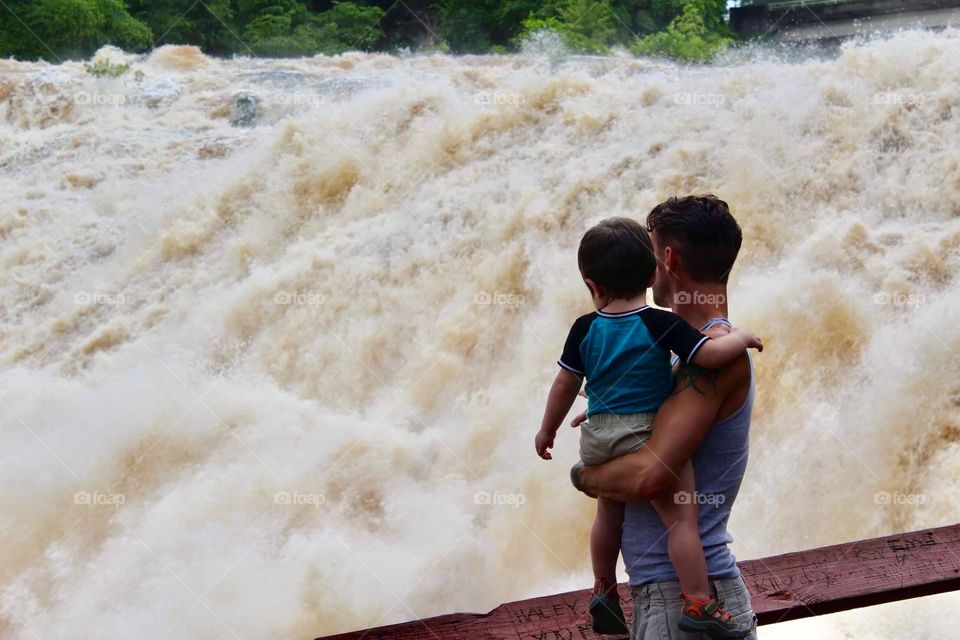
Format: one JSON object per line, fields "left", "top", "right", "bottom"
{"left": 674, "top": 364, "right": 719, "bottom": 397}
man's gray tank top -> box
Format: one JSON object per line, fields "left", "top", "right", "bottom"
{"left": 621, "top": 318, "right": 754, "bottom": 586}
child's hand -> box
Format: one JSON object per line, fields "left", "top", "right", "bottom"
{"left": 535, "top": 429, "right": 555, "bottom": 460}
{"left": 709, "top": 323, "right": 731, "bottom": 336}
{"left": 570, "top": 410, "right": 588, "bottom": 429}
{"left": 731, "top": 327, "right": 763, "bottom": 352}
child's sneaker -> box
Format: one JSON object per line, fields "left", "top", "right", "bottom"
{"left": 678, "top": 594, "right": 749, "bottom": 639}
{"left": 588, "top": 585, "right": 628, "bottom": 635}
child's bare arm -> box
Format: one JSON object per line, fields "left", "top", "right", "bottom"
{"left": 691, "top": 327, "right": 762, "bottom": 369}
{"left": 536, "top": 368, "right": 582, "bottom": 460}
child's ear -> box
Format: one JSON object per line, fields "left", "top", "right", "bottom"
{"left": 584, "top": 278, "right": 602, "bottom": 298}
{"left": 647, "top": 272, "right": 656, "bottom": 288}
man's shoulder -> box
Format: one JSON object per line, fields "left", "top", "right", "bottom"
{"left": 717, "top": 353, "right": 753, "bottom": 420}
{"left": 671, "top": 351, "right": 751, "bottom": 422}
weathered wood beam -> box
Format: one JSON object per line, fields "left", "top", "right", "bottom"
{"left": 316, "top": 523, "right": 960, "bottom": 640}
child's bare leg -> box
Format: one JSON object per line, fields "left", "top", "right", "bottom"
{"left": 591, "top": 497, "right": 624, "bottom": 593}
{"left": 649, "top": 460, "right": 710, "bottom": 600}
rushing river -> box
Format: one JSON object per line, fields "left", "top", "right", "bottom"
{"left": 1, "top": 30, "right": 959, "bottom": 639}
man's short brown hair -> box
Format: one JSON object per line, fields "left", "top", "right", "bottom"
{"left": 578, "top": 217, "right": 656, "bottom": 299}
{"left": 646, "top": 195, "right": 742, "bottom": 284}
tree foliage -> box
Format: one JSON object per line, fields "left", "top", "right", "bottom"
{"left": 242, "top": 1, "right": 383, "bottom": 57}
{"left": 0, "top": 0, "right": 733, "bottom": 62}
{"left": 518, "top": 0, "right": 619, "bottom": 54}
{"left": 128, "top": 0, "right": 236, "bottom": 54}
{"left": 0, "top": 0, "right": 152, "bottom": 60}
{"left": 632, "top": 0, "right": 731, "bottom": 62}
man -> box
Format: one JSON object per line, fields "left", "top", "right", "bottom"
{"left": 572, "top": 195, "right": 759, "bottom": 639}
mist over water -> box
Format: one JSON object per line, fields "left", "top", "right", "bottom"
{"left": 1, "top": 31, "right": 959, "bottom": 639}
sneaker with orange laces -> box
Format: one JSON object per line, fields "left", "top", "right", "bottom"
{"left": 678, "top": 594, "right": 750, "bottom": 639}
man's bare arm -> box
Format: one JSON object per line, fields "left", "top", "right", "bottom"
{"left": 578, "top": 357, "right": 747, "bottom": 502}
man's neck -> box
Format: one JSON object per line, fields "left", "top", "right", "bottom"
{"left": 673, "top": 282, "right": 729, "bottom": 328}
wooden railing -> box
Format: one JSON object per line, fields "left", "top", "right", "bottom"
{"left": 316, "top": 523, "right": 960, "bottom": 639}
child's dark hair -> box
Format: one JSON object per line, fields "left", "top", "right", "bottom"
{"left": 578, "top": 217, "right": 656, "bottom": 299}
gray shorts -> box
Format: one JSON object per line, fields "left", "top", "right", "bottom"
{"left": 579, "top": 412, "right": 655, "bottom": 466}
{"left": 630, "top": 576, "right": 758, "bottom": 639}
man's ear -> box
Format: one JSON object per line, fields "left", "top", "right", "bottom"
{"left": 662, "top": 245, "right": 678, "bottom": 276}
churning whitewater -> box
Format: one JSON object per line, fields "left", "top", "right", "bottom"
{"left": 2, "top": 31, "right": 959, "bottom": 639}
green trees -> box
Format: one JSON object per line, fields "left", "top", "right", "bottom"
{"left": 242, "top": 2, "right": 384, "bottom": 57}
{"left": 319, "top": 2, "right": 385, "bottom": 52}
{"left": 513, "top": 0, "right": 732, "bottom": 58}
{"left": 243, "top": 5, "right": 319, "bottom": 57}
{"left": 632, "top": 0, "right": 732, "bottom": 61}
{"left": 128, "top": 0, "right": 236, "bottom": 54}
{"left": 0, "top": 0, "right": 151, "bottom": 60}
{"left": 518, "top": 0, "right": 619, "bottom": 53}
{"left": 0, "top": 0, "right": 734, "bottom": 62}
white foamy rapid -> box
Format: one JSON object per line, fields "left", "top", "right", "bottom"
{"left": 2, "top": 32, "right": 959, "bottom": 639}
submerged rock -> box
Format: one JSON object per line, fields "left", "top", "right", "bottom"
{"left": 230, "top": 93, "right": 260, "bottom": 127}
{"left": 316, "top": 76, "right": 386, "bottom": 99}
